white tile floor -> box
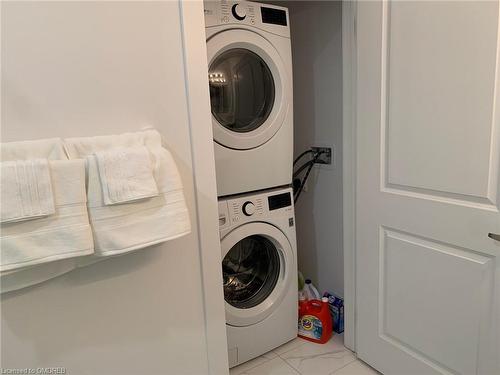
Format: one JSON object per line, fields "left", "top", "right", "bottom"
{"left": 229, "top": 335, "right": 380, "bottom": 375}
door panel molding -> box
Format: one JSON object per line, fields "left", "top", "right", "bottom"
{"left": 379, "top": 1, "right": 500, "bottom": 210}
{"left": 378, "top": 227, "right": 494, "bottom": 375}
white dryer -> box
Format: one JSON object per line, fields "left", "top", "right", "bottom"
{"left": 205, "top": 1, "right": 293, "bottom": 197}
{"left": 218, "top": 187, "right": 298, "bottom": 367}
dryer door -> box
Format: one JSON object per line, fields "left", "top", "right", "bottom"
{"left": 221, "top": 222, "right": 294, "bottom": 327}
{"left": 207, "top": 29, "right": 290, "bottom": 150}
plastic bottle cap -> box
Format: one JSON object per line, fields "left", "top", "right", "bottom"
{"left": 322, "top": 297, "right": 328, "bottom": 303}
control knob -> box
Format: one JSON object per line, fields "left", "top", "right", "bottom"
{"left": 242, "top": 201, "right": 256, "bottom": 216}
{"left": 231, "top": 3, "right": 246, "bottom": 21}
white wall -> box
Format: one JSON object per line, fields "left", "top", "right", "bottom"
{"left": 1, "top": 2, "right": 227, "bottom": 374}
{"left": 285, "top": 1, "right": 344, "bottom": 296}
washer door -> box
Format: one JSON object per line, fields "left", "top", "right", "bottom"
{"left": 207, "top": 29, "right": 290, "bottom": 150}
{"left": 221, "top": 222, "right": 294, "bottom": 327}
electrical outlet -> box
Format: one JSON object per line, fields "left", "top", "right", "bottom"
{"left": 311, "top": 146, "right": 332, "bottom": 165}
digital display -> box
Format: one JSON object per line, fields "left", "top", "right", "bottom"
{"left": 261, "top": 7, "right": 287, "bottom": 26}
{"left": 268, "top": 192, "right": 292, "bottom": 210}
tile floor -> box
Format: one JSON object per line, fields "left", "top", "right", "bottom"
{"left": 229, "top": 335, "right": 380, "bottom": 375}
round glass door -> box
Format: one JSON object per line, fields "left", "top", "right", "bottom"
{"left": 206, "top": 29, "right": 290, "bottom": 150}
{"left": 221, "top": 222, "right": 294, "bottom": 326}
{"left": 209, "top": 48, "right": 276, "bottom": 134}
{"left": 222, "top": 235, "right": 280, "bottom": 309}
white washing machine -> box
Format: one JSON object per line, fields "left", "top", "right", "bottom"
{"left": 218, "top": 187, "right": 298, "bottom": 367}
{"left": 205, "top": 1, "right": 293, "bottom": 197}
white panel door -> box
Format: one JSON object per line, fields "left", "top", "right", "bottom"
{"left": 356, "top": 1, "right": 500, "bottom": 374}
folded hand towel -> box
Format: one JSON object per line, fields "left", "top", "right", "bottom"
{"left": 0, "top": 159, "right": 94, "bottom": 272}
{"left": 1, "top": 159, "right": 56, "bottom": 223}
{"left": 63, "top": 129, "right": 191, "bottom": 257}
{"left": 95, "top": 146, "right": 159, "bottom": 205}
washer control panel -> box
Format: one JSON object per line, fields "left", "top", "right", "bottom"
{"left": 205, "top": 1, "right": 256, "bottom": 26}
{"left": 222, "top": 1, "right": 256, "bottom": 25}
{"left": 229, "top": 196, "right": 264, "bottom": 224}
{"left": 218, "top": 188, "right": 293, "bottom": 229}
{"left": 204, "top": 1, "right": 290, "bottom": 38}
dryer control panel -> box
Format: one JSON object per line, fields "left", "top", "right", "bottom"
{"left": 204, "top": 0, "right": 290, "bottom": 38}
{"left": 218, "top": 188, "right": 294, "bottom": 230}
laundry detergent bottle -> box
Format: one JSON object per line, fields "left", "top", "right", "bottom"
{"left": 298, "top": 297, "right": 332, "bottom": 344}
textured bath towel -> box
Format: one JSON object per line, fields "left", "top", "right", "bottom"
{"left": 0, "top": 159, "right": 94, "bottom": 272}
{"left": 64, "top": 129, "right": 191, "bottom": 257}
{"left": 1, "top": 159, "right": 55, "bottom": 223}
{"left": 0, "top": 138, "right": 87, "bottom": 293}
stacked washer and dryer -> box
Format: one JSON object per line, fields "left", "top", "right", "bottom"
{"left": 204, "top": 0, "right": 298, "bottom": 368}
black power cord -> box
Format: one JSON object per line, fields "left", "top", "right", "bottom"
{"left": 293, "top": 149, "right": 314, "bottom": 166}
{"left": 293, "top": 149, "right": 326, "bottom": 203}
{"left": 293, "top": 160, "right": 315, "bottom": 178}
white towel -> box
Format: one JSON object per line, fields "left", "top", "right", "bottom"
{"left": 63, "top": 129, "right": 191, "bottom": 257}
{"left": 1, "top": 137, "right": 63, "bottom": 224}
{"left": 95, "top": 146, "right": 159, "bottom": 205}
{"left": 0, "top": 159, "right": 94, "bottom": 272}
{"left": 64, "top": 129, "right": 162, "bottom": 158}
{"left": 1, "top": 137, "right": 66, "bottom": 161}
{"left": 1, "top": 159, "right": 56, "bottom": 223}
{"left": 0, "top": 138, "right": 87, "bottom": 293}
{"left": 1, "top": 259, "right": 78, "bottom": 294}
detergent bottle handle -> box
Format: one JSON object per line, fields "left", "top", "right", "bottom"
{"left": 307, "top": 299, "right": 323, "bottom": 312}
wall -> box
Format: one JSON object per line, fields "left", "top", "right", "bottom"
{"left": 286, "top": 1, "right": 344, "bottom": 296}
{"left": 1, "top": 2, "right": 228, "bottom": 374}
